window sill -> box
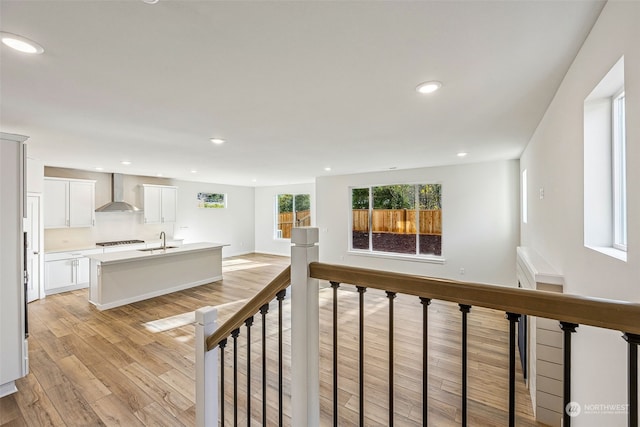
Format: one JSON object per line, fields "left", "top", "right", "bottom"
{"left": 347, "top": 249, "right": 446, "bottom": 265}
{"left": 585, "top": 245, "right": 627, "bottom": 262}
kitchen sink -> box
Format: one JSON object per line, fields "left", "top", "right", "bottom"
{"left": 137, "top": 246, "right": 179, "bottom": 252}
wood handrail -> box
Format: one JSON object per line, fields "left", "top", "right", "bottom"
{"left": 206, "top": 266, "right": 291, "bottom": 351}
{"left": 310, "top": 262, "right": 640, "bottom": 335}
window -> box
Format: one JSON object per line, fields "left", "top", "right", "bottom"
{"left": 275, "top": 194, "right": 310, "bottom": 239}
{"left": 350, "top": 184, "right": 442, "bottom": 257}
{"left": 583, "top": 56, "right": 626, "bottom": 261}
{"left": 197, "top": 192, "right": 226, "bottom": 208}
{"left": 612, "top": 91, "right": 626, "bottom": 251}
{"left": 522, "top": 169, "right": 528, "bottom": 224}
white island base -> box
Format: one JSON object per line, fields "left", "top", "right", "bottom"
{"left": 88, "top": 242, "right": 226, "bottom": 310}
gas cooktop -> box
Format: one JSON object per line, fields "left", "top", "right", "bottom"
{"left": 96, "top": 239, "right": 145, "bottom": 247}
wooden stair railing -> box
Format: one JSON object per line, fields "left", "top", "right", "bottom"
{"left": 310, "top": 261, "right": 640, "bottom": 427}
{"left": 196, "top": 266, "right": 291, "bottom": 427}
{"left": 309, "top": 262, "right": 640, "bottom": 334}
{"left": 196, "top": 228, "right": 640, "bottom": 427}
{"left": 206, "top": 266, "right": 291, "bottom": 351}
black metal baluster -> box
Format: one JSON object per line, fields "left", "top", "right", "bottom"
{"left": 357, "top": 286, "right": 367, "bottom": 427}
{"left": 245, "top": 316, "right": 254, "bottom": 427}
{"left": 276, "top": 289, "right": 286, "bottom": 427}
{"left": 459, "top": 304, "right": 471, "bottom": 427}
{"left": 420, "top": 297, "right": 431, "bottom": 425}
{"left": 220, "top": 339, "right": 228, "bottom": 427}
{"left": 260, "top": 304, "right": 269, "bottom": 427}
{"left": 560, "top": 322, "right": 578, "bottom": 427}
{"left": 232, "top": 328, "right": 240, "bottom": 427}
{"left": 387, "top": 291, "right": 396, "bottom": 427}
{"left": 330, "top": 281, "right": 341, "bottom": 427}
{"left": 506, "top": 312, "right": 521, "bottom": 427}
{"left": 623, "top": 333, "right": 640, "bottom": 427}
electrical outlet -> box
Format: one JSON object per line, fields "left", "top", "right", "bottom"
{"left": 539, "top": 187, "right": 544, "bottom": 199}
{"left": 459, "top": 268, "right": 465, "bottom": 275}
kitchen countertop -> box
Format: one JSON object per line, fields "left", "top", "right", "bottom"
{"left": 87, "top": 242, "right": 227, "bottom": 265}
{"left": 45, "top": 245, "right": 101, "bottom": 254}
{"left": 45, "top": 238, "right": 184, "bottom": 254}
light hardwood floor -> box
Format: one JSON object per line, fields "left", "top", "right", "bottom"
{"left": 0, "top": 254, "right": 545, "bottom": 426}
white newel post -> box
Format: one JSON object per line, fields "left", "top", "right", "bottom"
{"left": 195, "top": 306, "right": 219, "bottom": 427}
{"left": 291, "top": 227, "right": 320, "bottom": 427}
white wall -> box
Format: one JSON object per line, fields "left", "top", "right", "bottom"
{"left": 316, "top": 160, "right": 520, "bottom": 286}
{"left": 520, "top": 2, "right": 640, "bottom": 425}
{"left": 26, "top": 156, "right": 44, "bottom": 193}
{"left": 254, "top": 183, "right": 316, "bottom": 256}
{"left": 174, "top": 180, "right": 255, "bottom": 257}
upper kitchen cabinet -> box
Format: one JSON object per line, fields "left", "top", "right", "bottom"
{"left": 44, "top": 178, "right": 96, "bottom": 228}
{"left": 142, "top": 184, "right": 177, "bottom": 224}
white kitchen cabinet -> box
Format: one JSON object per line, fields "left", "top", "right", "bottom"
{"left": 45, "top": 258, "right": 76, "bottom": 291}
{"left": 44, "top": 178, "right": 96, "bottom": 228}
{"left": 142, "top": 184, "right": 177, "bottom": 224}
{"left": 44, "top": 249, "right": 98, "bottom": 294}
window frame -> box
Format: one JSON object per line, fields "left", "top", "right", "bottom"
{"left": 274, "top": 193, "right": 311, "bottom": 240}
{"left": 612, "top": 90, "right": 626, "bottom": 251}
{"left": 522, "top": 169, "right": 528, "bottom": 224}
{"left": 348, "top": 183, "right": 444, "bottom": 263}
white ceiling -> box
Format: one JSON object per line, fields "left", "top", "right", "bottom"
{"left": 1, "top": 0, "right": 605, "bottom": 186}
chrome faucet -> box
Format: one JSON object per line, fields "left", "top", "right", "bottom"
{"left": 159, "top": 231, "right": 166, "bottom": 250}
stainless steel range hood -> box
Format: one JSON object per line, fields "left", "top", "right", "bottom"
{"left": 95, "top": 173, "right": 141, "bottom": 212}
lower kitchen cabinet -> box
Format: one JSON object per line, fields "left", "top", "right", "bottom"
{"left": 44, "top": 251, "right": 96, "bottom": 294}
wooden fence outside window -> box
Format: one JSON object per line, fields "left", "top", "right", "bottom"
{"left": 277, "top": 210, "right": 312, "bottom": 238}
{"left": 352, "top": 209, "right": 442, "bottom": 235}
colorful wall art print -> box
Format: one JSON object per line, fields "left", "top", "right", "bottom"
{"left": 197, "top": 192, "right": 226, "bottom": 208}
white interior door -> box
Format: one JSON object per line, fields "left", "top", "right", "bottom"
{"left": 26, "top": 194, "right": 41, "bottom": 302}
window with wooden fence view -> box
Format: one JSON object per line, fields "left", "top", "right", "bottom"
{"left": 276, "top": 193, "right": 311, "bottom": 239}
{"left": 351, "top": 184, "right": 442, "bottom": 256}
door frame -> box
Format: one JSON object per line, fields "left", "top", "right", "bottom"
{"left": 27, "top": 192, "right": 44, "bottom": 301}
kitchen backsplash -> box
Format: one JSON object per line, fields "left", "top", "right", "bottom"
{"left": 44, "top": 214, "right": 175, "bottom": 251}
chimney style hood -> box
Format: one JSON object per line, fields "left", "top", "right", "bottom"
{"left": 95, "top": 173, "right": 141, "bottom": 212}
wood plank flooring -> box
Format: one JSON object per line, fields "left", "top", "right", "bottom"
{"left": 0, "top": 253, "right": 545, "bottom": 426}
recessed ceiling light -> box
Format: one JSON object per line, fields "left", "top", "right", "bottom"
{"left": 95, "top": 167, "right": 104, "bottom": 171}
{"left": 121, "top": 160, "right": 132, "bottom": 165}
{"left": 191, "top": 170, "right": 198, "bottom": 174}
{"left": 156, "top": 173, "right": 163, "bottom": 177}
{"left": 0, "top": 32, "right": 44, "bottom": 54}
{"left": 324, "top": 167, "right": 332, "bottom": 171}
{"left": 252, "top": 179, "right": 257, "bottom": 183}
{"left": 457, "top": 152, "right": 468, "bottom": 157}
{"left": 210, "top": 138, "right": 225, "bottom": 145}
{"left": 416, "top": 81, "right": 442, "bottom": 94}
{"left": 142, "top": 0, "right": 159, "bottom": 4}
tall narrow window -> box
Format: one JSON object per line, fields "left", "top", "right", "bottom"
{"left": 275, "top": 194, "right": 310, "bottom": 239}
{"left": 583, "top": 56, "right": 626, "bottom": 261}
{"left": 522, "top": 169, "right": 528, "bottom": 224}
{"left": 612, "top": 91, "right": 626, "bottom": 251}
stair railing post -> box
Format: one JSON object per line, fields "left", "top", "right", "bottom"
{"left": 291, "top": 227, "right": 320, "bottom": 427}
{"left": 623, "top": 333, "right": 640, "bottom": 427}
{"left": 196, "top": 306, "right": 219, "bottom": 427}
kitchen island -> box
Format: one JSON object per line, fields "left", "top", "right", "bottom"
{"left": 87, "top": 242, "right": 227, "bottom": 310}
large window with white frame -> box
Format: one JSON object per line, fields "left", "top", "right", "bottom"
{"left": 350, "top": 184, "right": 442, "bottom": 257}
